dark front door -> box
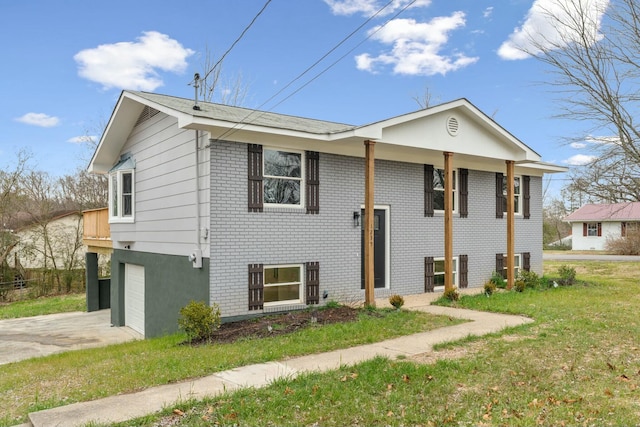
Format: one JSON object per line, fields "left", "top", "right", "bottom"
{"left": 361, "top": 209, "right": 386, "bottom": 289}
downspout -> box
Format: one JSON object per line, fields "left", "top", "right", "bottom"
{"left": 188, "top": 72, "right": 203, "bottom": 268}
{"left": 189, "top": 129, "right": 203, "bottom": 268}
{"left": 195, "top": 130, "right": 201, "bottom": 249}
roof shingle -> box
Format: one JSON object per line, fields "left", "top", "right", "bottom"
{"left": 564, "top": 202, "right": 640, "bottom": 222}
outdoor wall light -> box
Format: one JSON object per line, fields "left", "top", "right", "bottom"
{"left": 353, "top": 211, "right": 361, "bottom": 227}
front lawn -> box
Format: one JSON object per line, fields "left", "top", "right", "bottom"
{"left": 122, "top": 261, "right": 640, "bottom": 426}
{"left": 0, "top": 306, "right": 458, "bottom": 426}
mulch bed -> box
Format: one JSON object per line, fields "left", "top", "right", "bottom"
{"left": 189, "top": 306, "right": 360, "bottom": 345}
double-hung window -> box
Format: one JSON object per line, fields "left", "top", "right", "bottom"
{"left": 587, "top": 223, "right": 599, "bottom": 236}
{"left": 433, "top": 168, "right": 456, "bottom": 212}
{"left": 263, "top": 149, "right": 304, "bottom": 208}
{"left": 264, "top": 264, "right": 303, "bottom": 305}
{"left": 503, "top": 253, "right": 522, "bottom": 277}
{"left": 502, "top": 175, "right": 521, "bottom": 215}
{"left": 109, "top": 156, "right": 135, "bottom": 223}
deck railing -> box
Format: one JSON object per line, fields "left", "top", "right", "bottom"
{"left": 83, "top": 208, "right": 111, "bottom": 250}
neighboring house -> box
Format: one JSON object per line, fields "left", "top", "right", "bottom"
{"left": 564, "top": 202, "right": 640, "bottom": 250}
{"left": 9, "top": 211, "right": 84, "bottom": 271}
{"left": 88, "top": 91, "right": 566, "bottom": 338}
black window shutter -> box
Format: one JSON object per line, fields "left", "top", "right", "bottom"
{"left": 424, "top": 164, "right": 434, "bottom": 217}
{"left": 523, "top": 175, "right": 531, "bottom": 219}
{"left": 248, "top": 264, "right": 264, "bottom": 310}
{"left": 424, "top": 256, "right": 435, "bottom": 292}
{"left": 306, "top": 151, "right": 319, "bottom": 214}
{"left": 459, "top": 168, "right": 468, "bottom": 218}
{"left": 248, "top": 144, "right": 263, "bottom": 212}
{"left": 459, "top": 254, "right": 468, "bottom": 288}
{"left": 495, "top": 173, "right": 504, "bottom": 219}
{"left": 496, "top": 253, "right": 505, "bottom": 279}
{"left": 306, "top": 262, "right": 319, "bottom": 304}
{"left": 523, "top": 252, "right": 531, "bottom": 272}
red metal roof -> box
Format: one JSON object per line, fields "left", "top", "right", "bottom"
{"left": 564, "top": 202, "right": 640, "bottom": 222}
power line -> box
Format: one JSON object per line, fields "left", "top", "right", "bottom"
{"left": 213, "top": 0, "right": 419, "bottom": 142}
{"left": 193, "top": 0, "right": 272, "bottom": 86}
{"left": 268, "top": 0, "right": 419, "bottom": 113}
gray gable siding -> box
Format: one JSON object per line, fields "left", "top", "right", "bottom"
{"left": 110, "top": 112, "right": 210, "bottom": 257}
{"left": 209, "top": 140, "right": 542, "bottom": 318}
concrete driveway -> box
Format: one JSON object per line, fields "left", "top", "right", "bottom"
{"left": 0, "top": 310, "right": 141, "bottom": 365}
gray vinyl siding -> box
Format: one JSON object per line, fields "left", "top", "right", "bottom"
{"left": 209, "top": 140, "right": 543, "bottom": 318}
{"left": 110, "top": 112, "right": 210, "bottom": 257}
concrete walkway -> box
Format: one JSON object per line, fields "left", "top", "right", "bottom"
{"left": 0, "top": 310, "right": 141, "bottom": 366}
{"left": 22, "top": 291, "right": 533, "bottom": 427}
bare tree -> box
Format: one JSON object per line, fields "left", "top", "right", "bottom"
{"left": 195, "top": 47, "right": 250, "bottom": 106}
{"left": 57, "top": 170, "right": 108, "bottom": 211}
{"left": 523, "top": 0, "right": 640, "bottom": 202}
{"left": 0, "top": 151, "right": 31, "bottom": 269}
{"left": 543, "top": 196, "right": 572, "bottom": 245}
{"left": 412, "top": 86, "right": 439, "bottom": 109}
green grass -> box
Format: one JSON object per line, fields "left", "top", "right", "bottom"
{"left": 0, "top": 307, "right": 458, "bottom": 426}
{"left": 0, "top": 293, "right": 85, "bottom": 319}
{"left": 119, "top": 261, "right": 640, "bottom": 427}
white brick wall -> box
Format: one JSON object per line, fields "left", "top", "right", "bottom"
{"left": 209, "top": 140, "right": 543, "bottom": 317}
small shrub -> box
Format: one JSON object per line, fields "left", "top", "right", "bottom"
{"left": 483, "top": 281, "right": 496, "bottom": 296}
{"left": 517, "top": 270, "right": 540, "bottom": 289}
{"left": 606, "top": 229, "right": 640, "bottom": 255}
{"left": 537, "top": 275, "right": 553, "bottom": 289}
{"left": 388, "top": 294, "right": 405, "bottom": 309}
{"left": 178, "top": 300, "right": 221, "bottom": 342}
{"left": 557, "top": 265, "right": 576, "bottom": 286}
{"left": 324, "top": 300, "right": 340, "bottom": 309}
{"left": 490, "top": 271, "right": 506, "bottom": 289}
{"left": 514, "top": 280, "right": 526, "bottom": 293}
{"left": 443, "top": 288, "right": 459, "bottom": 302}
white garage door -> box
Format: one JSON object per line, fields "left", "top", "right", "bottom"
{"left": 124, "top": 263, "right": 145, "bottom": 336}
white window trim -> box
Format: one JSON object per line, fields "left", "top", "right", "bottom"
{"left": 587, "top": 223, "right": 599, "bottom": 237}
{"left": 503, "top": 253, "right": 522, "bottom": 276}
{"left": 503, "top": 175, "right": 522, "bottom": 216}
{"left": 109, "top": 169, "right": 135, "bottom": 223}
{"left": 263, "top": 264, "right": 304, "bottom": 307}
{"left": 263, "top": 148, "right": 305, "bottom": 209}
{"left": 433, "top": 256, "right": 459, "bottom": 290}
{"left": 434, "top": 168, "right": 457, "bottom": 214}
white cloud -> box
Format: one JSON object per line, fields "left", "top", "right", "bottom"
{"left": 570, "top": 142, "right": 586, "bottom": 149}
{"left": 497, "top": 0, "right": 609, "bottom": 60}
{"left": 15, "top": 113, "right": 60, "bottom": 127}
{"left": 324, "top": 0, "right": 431, "bottom": 16}
{"left": 356, "top": 12, "right": 478, "bottom": 76}
{"left": 74, "top": 31, "right": 194, "bottom": 91}
{"left": 67, "top": 135, "right": 97, "bottom": 144}
{"left": 483, "top": 6, "right": 494, "bottom": 18}
{"left": 563, "top": 154, "right": 597, "bottom": 165}
{"left": 585, "top": 135, "right": 619, "bottom": 145}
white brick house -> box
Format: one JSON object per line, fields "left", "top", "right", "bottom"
{"left": 89, "top": 91, "right": 565, "bottom": 337}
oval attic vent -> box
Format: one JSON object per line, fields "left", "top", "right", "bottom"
{"left": 446, "top": 116, "right": 460, "bottom": 136}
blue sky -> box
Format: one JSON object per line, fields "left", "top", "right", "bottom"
{"left": 0, "top": 0, "right": 609, "bottom": 198}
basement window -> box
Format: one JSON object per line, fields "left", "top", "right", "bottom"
{"left": 264, "top": 264, "right": 303, "bottom": 306}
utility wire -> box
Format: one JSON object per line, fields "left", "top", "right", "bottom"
{"left": 191, "top": 0, "right": 272, "bottom": 86}
{"left": 213, "top": 0, "right": 418, "bottom": 142}
{"left": 268, "top": 0, "right": 419, "bottom": 113}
